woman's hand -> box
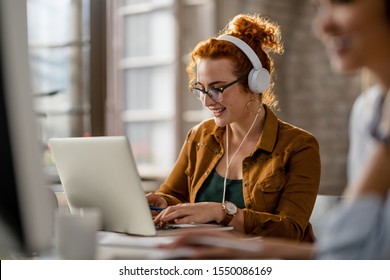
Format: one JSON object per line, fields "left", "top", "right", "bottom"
{"left": 145, "top": 192, "right": 168, "bottom": 216}
{"left": 153, "top": 202, "right": 224, "bottom": 226}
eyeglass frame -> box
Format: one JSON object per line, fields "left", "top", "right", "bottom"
{"left": 190, "top": 76, "right": 243, "bottom": 103}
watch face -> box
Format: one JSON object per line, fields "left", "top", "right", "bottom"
{"left": 225, "top": 201, "right": 237, "bottom": 215}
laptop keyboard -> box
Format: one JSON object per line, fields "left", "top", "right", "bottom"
{"left": 155, "top": 224, "right": 180, "bottom": 231}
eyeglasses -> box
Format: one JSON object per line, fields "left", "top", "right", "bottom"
{"left": 190, "top": 77, "right": 243, "bottom": 103}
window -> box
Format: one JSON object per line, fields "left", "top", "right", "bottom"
{"left": 27, "top": 0, "right": 92, "bottom": 181}
{"left": 27, "top": 0, "right": 217, "bottom": 182}
{"left": 107, "top": 0, "right": 215, "bottom": 180}
{"left": 107, "top": 0, "right": 177, "bottom": 179}
{"left": 28, "top": 0, "right": 91, "bottom": 140}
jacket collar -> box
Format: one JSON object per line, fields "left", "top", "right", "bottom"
{"left": 256, "top": 105, "right": 278, "bottom": 153}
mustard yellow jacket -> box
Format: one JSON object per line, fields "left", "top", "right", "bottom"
{"left": 156, "top": 106, "right": 321, "bottom": 242}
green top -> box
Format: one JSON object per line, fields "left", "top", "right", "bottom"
{"left": 195, "top": 169, "right": 245, "bottom": 209}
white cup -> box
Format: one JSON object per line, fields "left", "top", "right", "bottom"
{"left": 55, "top": 208, "right": 101, "bottom": 260}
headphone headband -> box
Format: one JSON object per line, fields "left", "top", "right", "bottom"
{"left": 217, "top": 35, "right": 263, "bottom": 70}
{"left": 216, "top": 34, "right": 270, "bottom": 93}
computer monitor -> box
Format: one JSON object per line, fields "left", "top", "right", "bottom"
{"left": 0, "top": 0, "right": 55, "bottom": 257}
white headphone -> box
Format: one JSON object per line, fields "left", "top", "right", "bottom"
{"left": 217, "top": 34, "right": 270, "bottom": 93}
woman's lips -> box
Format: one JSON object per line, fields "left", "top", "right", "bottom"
{"left": 209, "top": 107, "right": 226, "bottom": 116}
{"left": 327, "top": 36, "right": 352, "bottom": 55}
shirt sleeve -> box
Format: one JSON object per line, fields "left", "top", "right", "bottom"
{"left": 316, "top": 194, "right": 390, "bottom": 259}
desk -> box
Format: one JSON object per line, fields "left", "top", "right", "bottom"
{"left": 95, "top": 231, "right": 193, "bottom": 259}
{"left": 95, "top": 228, "right": 236, "bottom": 260}
{"left": 97, "top": 245, "right": 193, "bottom": 260}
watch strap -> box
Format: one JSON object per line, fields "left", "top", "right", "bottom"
{"left": 220, "top": 212, "right": 234, "bottom": 226}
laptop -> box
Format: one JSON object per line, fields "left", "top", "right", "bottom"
{"left": 49, "top": 136, "right": 231, "bottom": 237}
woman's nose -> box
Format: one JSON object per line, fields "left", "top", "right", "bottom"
{"left": 203, "top": 93, "right": 217, "bottom": 106}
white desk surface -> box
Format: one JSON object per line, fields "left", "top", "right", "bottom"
{"left": 96, "top": 231, "right": 193, "bottom": 260}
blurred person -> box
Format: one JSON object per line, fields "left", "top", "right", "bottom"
{"left": 347, "top": 84, "right": 382, "bottom": 184}
{"left": 146, "top": 14, "right": 321, "bottom": 241}
{"left": 161, "top": 0, "right": 390, "bottom": 259}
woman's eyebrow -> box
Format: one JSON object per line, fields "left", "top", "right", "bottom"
{"left": 196, "top": 80, "right": 227, "bottom": 88}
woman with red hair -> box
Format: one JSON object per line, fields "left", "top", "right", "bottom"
{"left": 146, "top": 14, "right": 321, "bottom": 241}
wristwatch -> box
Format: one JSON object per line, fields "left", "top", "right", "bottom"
{"left": 220, "top": 201, "right": 238, "bottom": 226}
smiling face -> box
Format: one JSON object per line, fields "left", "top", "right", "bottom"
{"left": 196, "top": 58, "right": 253, "bottom": 127}
{"left": 313, "top": 0, "right": 390, "bottom": 75}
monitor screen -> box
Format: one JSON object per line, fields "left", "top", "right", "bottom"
{"left": 0, "top": 0, "right": 55, "bottom": 257}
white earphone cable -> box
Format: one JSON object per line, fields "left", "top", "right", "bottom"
{"left": 222, "top": 112, "right": 259, "bottom": 202}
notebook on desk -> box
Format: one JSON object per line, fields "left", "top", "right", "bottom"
{"left": 49, "top": 136, "right": 232, "bottom": 237}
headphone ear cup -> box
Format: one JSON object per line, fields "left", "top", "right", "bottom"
{"left": 248, "top": 68, "right": 270, "bottom": 93}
